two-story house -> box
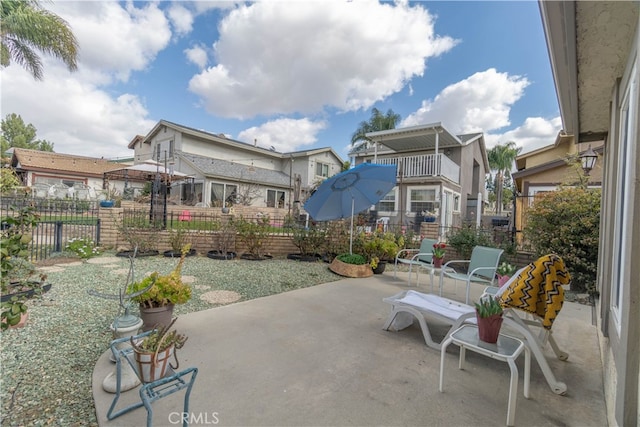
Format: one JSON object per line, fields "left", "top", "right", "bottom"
{"left": 129, "top": 120, "right": 344, "bottom": 209}
{"left": 350, "top": 122, "right": 490, "bottom": 231}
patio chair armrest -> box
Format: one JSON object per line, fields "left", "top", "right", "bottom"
{"left": 469, "top": 266, "right": 498, "bottom": 279}
{"left": 410, "top": 252, "right": 434, "bottom": 262}
{"left": 443, "top": 259, "right": 470, "bottom": 268}
{"left": 395, "top": 249, "right": 419, "bottom": 262}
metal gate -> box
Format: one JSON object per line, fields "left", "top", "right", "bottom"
{"left": 1, "top": 196, "right": 101, "bottom": 261}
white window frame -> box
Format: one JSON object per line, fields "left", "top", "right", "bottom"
{"left": 315, "top": 162, "right": 329, "bottom": 178}
{"left": 376, "top": 187, "right": 398, "bottom": 214}
{"left": 266, "top": 189, "right": 286, "bottom": 208}
{"left": 407, "top": 186, "right": 437, "bottom": 214}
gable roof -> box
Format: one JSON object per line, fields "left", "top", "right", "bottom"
{"left": 11, "top": 148, "right": 123, "bottom": 178}
{"left": 138, "top": 120, "right": 344, "bottom": 163}
{"left": 179, "top": 152, "right": 290, "bottom": 187}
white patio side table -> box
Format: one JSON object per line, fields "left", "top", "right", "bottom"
{"left": 439, "top": 324, "right": 531, "bottom": 426}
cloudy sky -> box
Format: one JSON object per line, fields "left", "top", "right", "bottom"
{"left": 1, "top": 0, "right": 561, "bottom": 160}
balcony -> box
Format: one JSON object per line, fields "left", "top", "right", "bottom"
{"left": 374, "top": 153, "right": 460, "bottom": 184}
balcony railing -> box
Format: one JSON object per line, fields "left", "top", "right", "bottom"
{"left": 374, "top": 153, "right": 460, "bottom": 183}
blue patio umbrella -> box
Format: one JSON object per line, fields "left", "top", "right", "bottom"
{"left": 304, "top": 163, "right": 397, "bottom": 253}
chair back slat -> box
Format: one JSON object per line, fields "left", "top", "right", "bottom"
{"left": 468, "top": 246, "right": 504, "bottom": 280}
{"left": 417, "top": 238, "right": 438, "bottom": 263}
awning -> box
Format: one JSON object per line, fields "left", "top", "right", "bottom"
{"left": 103, "top": 160, "right": 192, "bottom": 184}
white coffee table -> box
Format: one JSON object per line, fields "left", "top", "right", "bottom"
{"left": 439, "top": 324, "right": 531, "bottom": 426}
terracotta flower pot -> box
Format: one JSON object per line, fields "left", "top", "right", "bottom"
{"left": 476, "top": 312, "right": 503, "bottom": 343}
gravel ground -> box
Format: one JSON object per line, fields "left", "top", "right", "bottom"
{"left": 0, "top": 253, "right": 341, "bottom": 427}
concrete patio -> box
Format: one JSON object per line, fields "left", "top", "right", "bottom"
{"left": 93, "top": 271, "right": 606, "bottom": 426}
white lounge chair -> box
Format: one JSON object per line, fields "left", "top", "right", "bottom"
{"left": 383, "top": 254, "right": 571, "bottom": 395}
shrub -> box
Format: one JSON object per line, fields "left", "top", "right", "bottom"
{"left": 336, "top": 253, "right": 367, "bottom": 265}
{"left": 65, "top": 237, "right": 100, "bottom": 259}
{"left": 446, "top": 224, "right": 493, "bottom": 259}
{"left": 523, "top": 187, "right": 600, "bottom": 294}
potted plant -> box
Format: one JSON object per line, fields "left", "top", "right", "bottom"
{"left": 100, "top": 185, "right": 119, "bottom": 208}
{"left": 475, "top": 296, "right": 504, "bottom": 343}
{"left": 235, "top": 215, "right": 273, "bottom": 260}
{"left": 130, "top": 318, "right": 188, "bottom": 382}
{"left": 116, "top": 211, "right": 160, "bottom": 257}
{"left": 207, "top": 218, "right": 237, "bottom": 260}
{"left": 127, "top": 245, "right": 192, "bottom": 331}
{"left": 329, "top": 253, "right": 373, "bottom": 278}
{"left": 422, "top": 210, "right": 437, "bottom": 222}
{"left": 164, "top": 223, "right": 196, "bottom": 257}
{"left": 288, "top": 224, "right": 326, "bottom": 262}
{"left": 432, "top": 242, "right": 446, "bottom": 268}
{"left": 363, "top": 231, "right": 402, "bottom": 274}
{"left": 496, "top": 262, "right": 517, "bottom": 287}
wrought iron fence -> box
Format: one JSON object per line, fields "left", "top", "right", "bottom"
{"left": 1, "top": 196, "right": 101, "bottom": 261}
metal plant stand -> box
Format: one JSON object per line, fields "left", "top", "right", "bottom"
{"left": 106, "top": 331, "right": 198, "bottom": 427}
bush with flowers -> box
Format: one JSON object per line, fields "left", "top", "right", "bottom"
{"left": 65, "top": 237, "right": 101, "bottom": 259}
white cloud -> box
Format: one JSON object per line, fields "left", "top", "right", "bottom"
{"left": 168, "top": 4, "right": 195, "bottom": 36}
{"left": 185, "top": 45, "right": 209, "bottom": 69}
{"left": 237, "top": 118, "right": 327, "bottom": 152}
{"left": 189, "top": 0, "right": 458, "bottom": 118}
{"left": 486, "top": 116, "right": 562, "bottom": 153}
{"left": 1, "top": 64, "right": 155, "bottom": 158}
{"left": 402, "top": 68, "right": 530, "bottom": 134}
{"left": 49, "top": 2, "right": 172, "bottom": 82}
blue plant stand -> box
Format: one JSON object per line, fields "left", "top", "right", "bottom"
{"left": 106, "top": 331, "right": 198, "bottom": 427}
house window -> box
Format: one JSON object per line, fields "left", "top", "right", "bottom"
{"left": 376, "top": 187, "right": 397, "bottom": 212}
{"left": 211, "top": 183, "right": 238, "bottom": 207}
{"left": 316, "top": 162, "right": 329, "bottom": 178}
{"left": 181, "top": 182, "right": 203, "bottom": 205}
{"left": 169, "top": 139, "right": 174, "bottom": 156}
{"left": 409, "top": 188, "right": 436, "bottom": 213}
{"left": 267, "top": 189, "right": 286, "bottom": 208}
{"left": 453, "top": 194, "right": 460, "bottom": 212}
{"left": 155, "top": 144, "right": 161, "bottom": 161}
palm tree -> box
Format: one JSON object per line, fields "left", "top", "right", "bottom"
{"left": 350, "top": 108, "right": 401, "bottom": 149}
{"left": 487, "top": 142, "right": 521, "bottom": 214}
{"left": 1, "top": 0, "right": 78, "bottom": 80}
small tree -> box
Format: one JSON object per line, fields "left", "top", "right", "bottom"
{"left": 523, "top": 187, "right": 600, "bottom": 294}
{"left": 446, "top": 224, "right": 493, "bottom": 259}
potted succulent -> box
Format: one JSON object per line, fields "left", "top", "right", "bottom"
{"left": 422, "top": 210, "right": 437, "bottom": 222}
{"left": 475, "top": 296, "right": 504, "bottom": 343}
{"left": 130, "top": 318, "right": 188, "bottom": 382}
{"left": 496, "top": 262, "right": 517, "bottom": 287}
{"left": 127, "top": 245, "right": 192, "bottom": 331}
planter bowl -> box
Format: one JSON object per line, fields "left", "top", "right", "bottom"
{"left": 329, "top": 258, "right": 373, "bottom": 278}
{"left": 100, "top": 200, "right": 115, "bottom": 208}
{"left": 206, "top": 250, "right": 237, "bottom": 260}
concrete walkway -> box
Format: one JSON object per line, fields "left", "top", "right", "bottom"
{"left": 93, "top": 271, "right": 607, "bottom": 426}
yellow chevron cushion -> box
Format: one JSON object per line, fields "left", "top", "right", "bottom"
{"left": 499, "top": 254, "right": 571, "bottom": 329}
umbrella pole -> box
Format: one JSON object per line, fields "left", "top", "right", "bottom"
{"left": 349, "top": 198, "right": 355, "bottom": 254}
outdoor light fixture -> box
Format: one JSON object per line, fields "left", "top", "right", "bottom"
{"left": 580, "top": 145, "right": 598, "bottom": 175}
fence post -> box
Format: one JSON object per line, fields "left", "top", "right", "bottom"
{"left": 96, "top": 218, "right": 101, "bottom": 245}
{"left": 54, "top": 221, "right": 63, "bottom": 252}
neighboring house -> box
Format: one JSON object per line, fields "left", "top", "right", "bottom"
{"left": 540, "top": 2, "right": 639, "bottom": 425}
{"left": 8, "top": 148, "right": 127, "bottom": 198}
{"left": 129, "top": 120, "right": 344, "bottom": 209}
{"left": 350, "top": 122, "right": 490, "bottom": 231}
{"left": 512, "top": 132, "right": 604, "bottom": 241}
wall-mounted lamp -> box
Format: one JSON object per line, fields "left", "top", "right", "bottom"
{"left": 580, "top": 145, "right": 598, "bottom": 175}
